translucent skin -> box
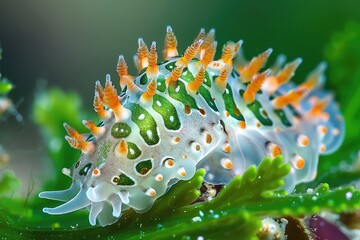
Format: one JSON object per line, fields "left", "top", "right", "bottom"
{"left": 39, "top": 34, "right": 344, "bottom": 227}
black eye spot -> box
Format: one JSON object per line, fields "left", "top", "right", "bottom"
{"left": 79, "top": 163, "right": 92, "bottom": 176}
{"left": 112, "top": 176, "right": 120, "bottom": 184}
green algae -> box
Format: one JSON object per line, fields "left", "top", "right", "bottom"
{"left": 2, "top": 156, "right": 360, "bottom": 239}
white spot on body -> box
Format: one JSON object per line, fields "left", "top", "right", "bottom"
{"left": 156, "top": 101, "right": 162, "bottom": 107}
{"left": 297, "top": 134, "right": 309, "bottom": 147}
{"left": 346, "top": 192, "right": 353, "bottom": 200}
{"left": 177, "top": 167, "right": 187, "bottom": 177}
{"left": 169, "top": 116, "right": 174, "bottom": 122}
{"left": 165, "top": 159, "right": 175, "bottom": 168}
{"left": 146, "top": 130, "right": 153, "bottom": 139}
{"left": 175, "top": 85, "right": 180, "bottom": 92}
{"left": 138, "top": 114, "right": 145, "bottom": 120}
{"left": 145, "top": 188, "right": 156, "bottom": 197}
{"left": 155, "top": 174, "right": 163, "bottom": 181}
{"left": 220, "top": 158, "right": 233, "bottom": 169}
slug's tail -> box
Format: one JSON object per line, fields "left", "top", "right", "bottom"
{"left": 292, "top": 62, "right": 344, "bottom": 155}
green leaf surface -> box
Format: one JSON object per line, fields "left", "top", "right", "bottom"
{"left": 2, "top": 155, "right": 360, "bottom": 239}
{"left": 196, "top": 156, "right": 290, "bottom": 212}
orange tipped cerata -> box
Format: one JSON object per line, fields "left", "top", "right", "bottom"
{"left": 163, "top": 26, "right": 178, "bottom": 60}
{"left": 187, "top": 66, "right": 206, "bottom": 94}
{"left": 243, "top": 69, "right": 270, "bottom": 104}
{"left": 240, "top": 48, "right": 273, "bottom": 83}
{"left": 134, "top": 38, "right": 149, "bottom": 70}
{"left": 146, "top": 41, "right": 159, "bottom": 79}
{"left": 141, "top": 79, "right": 157, "bottom": 102}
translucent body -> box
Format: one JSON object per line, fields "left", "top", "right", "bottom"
{"left": 39, "top": 34, "right": 344, "bottom": 226}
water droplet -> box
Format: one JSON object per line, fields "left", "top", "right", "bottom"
{"left": 345, "top": 192, "right": 353, "bottom": 200}
{"left": 156, "top": 224, "right": 164, "bottom": 230}
{"left": 199, "top": 210, "right": 204, "bottom": 217}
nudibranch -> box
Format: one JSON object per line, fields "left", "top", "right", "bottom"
{"left": 39, "top": 27, "right": 344, "bottom": 226}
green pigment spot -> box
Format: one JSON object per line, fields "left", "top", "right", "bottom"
{"left": 221, "top": 83, "right": 244, "bottom": 121}
{"left": 181, "top": 68, "right": 194, "bottom": 81}
{"left": 127, "top": 142, "right": 142, "bottom": 160}
{"left": 152, "top": 94, "right": 181, "bottom": 130}
{"left": 135, "top": 159, "right": 153, "bottom": 175}
{"left": 79, "top": 163, "right": 92, "bottom": 176}
{"left": 247, "top": 101, "right": 273, "bottom": 126}
{"left": 115, "top": 174, "right": 135, "bottom": 186}
{"left": 140, "top": 72, "right": 148, "bottom": 85}
{"left": 199, "top": 86, "right": 218, "bottom": 111}
{"left": 165, "top": 61, "right": 177, "bottom": 71}
{"left": 204, "top": 71, "right": 212, "bottom": 87}
{"left": 168, "top": 81, "right": 198, "bottom": 109}
{"left": 111, "top": 122, "right": 132, "bottom": 138}
{"left": 180, "top": 68, "right": 218, "bottom": 111}
{"left": 127, "top": 103, "right": 159, "bottom": 145}
{"left": 156, "top": 75, "right": 166, "bottom": 92}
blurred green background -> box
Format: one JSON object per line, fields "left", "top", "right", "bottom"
{"left": 0, "top": 0, "right": 360, "bottom": 195}
{"left": 1, "top": 0, "right": 360, "bottom": 106}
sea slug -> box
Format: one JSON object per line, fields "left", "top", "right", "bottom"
{"left": 39, "top": 27, "right": 344, "bottom": 226}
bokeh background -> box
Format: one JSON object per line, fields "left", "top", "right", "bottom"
{"left": 0, "top": 0, "right": 360, "bottom": 195}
